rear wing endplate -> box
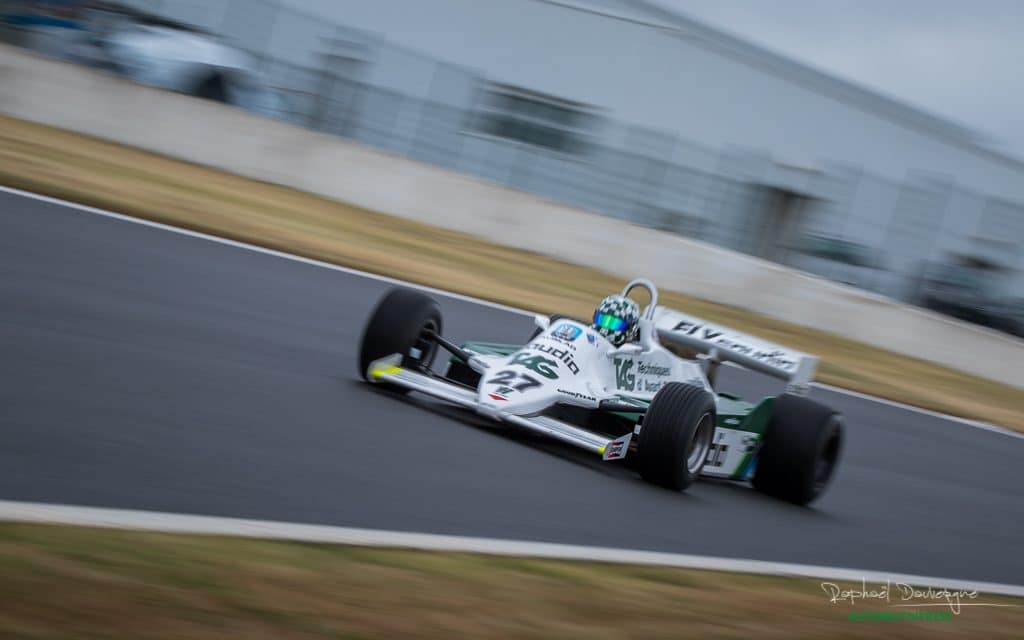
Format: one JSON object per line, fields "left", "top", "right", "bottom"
{"left": 652, "top": 307, "right": 818, "bottom": 392}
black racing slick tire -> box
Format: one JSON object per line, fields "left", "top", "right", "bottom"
{"left": 752, "top": 394, "right": 843, "bottom": 505}
{"left": 358, "top": 288, "right": 443, "bottom": 390}
{"left": 637, "top": 382, "right": 716, "bottom": 491}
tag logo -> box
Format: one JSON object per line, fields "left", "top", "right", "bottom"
{"left": 510, "top": 352, "right": 559, "bottom": 379}
{"left": 615, "top": 358, "right": 636, "bottom": 391}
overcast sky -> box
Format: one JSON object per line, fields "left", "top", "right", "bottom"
{"left": 655, "top": 0, "right": 1023, "bottom": 158}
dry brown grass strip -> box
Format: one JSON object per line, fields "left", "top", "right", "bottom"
{"left": 2, "top": 523, "right": 1022, "bottom": 639}
{"left": 1, "top": 114, "right": 1021, "bottom": 431}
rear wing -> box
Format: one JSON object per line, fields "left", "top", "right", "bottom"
{"left": 652, "top": 307, "right": 818, "bottom": 392}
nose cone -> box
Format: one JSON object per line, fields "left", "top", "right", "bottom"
{"left": 477, "top": 374, "right": 560, "bottom": 416}
{"left": 476, "top": 402, "right": 503, "bottom": 420}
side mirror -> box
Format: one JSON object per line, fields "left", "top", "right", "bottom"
{"left": 533, "top": 314, "right": 550, "bottom": 331}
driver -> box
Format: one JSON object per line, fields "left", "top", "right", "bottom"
{"left": 591, "top": 294, "right": 640, "bottom": 347}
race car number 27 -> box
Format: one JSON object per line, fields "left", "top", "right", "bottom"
{"left": 488, "top": 370, "right": 542, "bottom": 391}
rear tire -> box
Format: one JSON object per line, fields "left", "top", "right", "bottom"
{"left": 358, "top": 288, "right": 442, "bottom": 391}
{"left": 752, "top": 395, "right": 843, "bottom": 505}
{"left": 637, "top": 383, "right": 716, "bottom": 491}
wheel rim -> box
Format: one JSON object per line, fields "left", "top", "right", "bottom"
{"left": 813, "top": 422, "right": 841, "bottom": 491}
{"left": 686, "top": 412, "right": 714, "bottom": 474}
{"left": 410, "top": 319, "right": 439, "bottom": 370}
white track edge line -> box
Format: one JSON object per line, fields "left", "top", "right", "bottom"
{"left": 3, "top": 185, "right": 1021, "bottom": 440}
{"left": 812, "top": 381, "right": 1023, "bottom": 439}
{"left": 2, "top": 500, "right": 1021, "bottom": 598}
{"left": 0, "top": 186, "right": 532, "bottom": 318}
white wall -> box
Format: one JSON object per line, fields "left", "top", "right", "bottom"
{"left": 283, "top": 0, "right": 1024, "bottom": 203}
{"left": 2, "top": 45, "right": 1021, "bottom": 387}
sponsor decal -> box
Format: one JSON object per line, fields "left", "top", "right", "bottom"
{"left": 706, "top": 442, "right": 729, "bottom": 467}
{"left": 586, "top": 333, "right": 597, "bottom": 345}
{"left": 671, "top": 320, "right": 798, "bottom": 372}
{"left": 528, "top": 344, "right": 580, "bottom": 375}
{"left": 552, "top": 323, "right": 582, "bottom": 342}
{"left": 605, "top": 440, "right": 627, "bottom": 459}
{"left": 509, "top": 352, "right": 559, "bottom": 379}
{"left": 616, "top": 358, "right": 673, "bottom": 392}
{"left": 537, "top": 334, "right": 576, "bottom": 351}
{"left": 637, "top": 362, "right": 671, "bottom": 377}
{"left": 557, "top": 389, "right": 597, "bottom": 402}
{"left": 706, "top": 431, "right": 748, "bottom": 468}
{"left": 672, "top": 320, "right": 724, "bottom": 341}
{"left": 614, "top": 358, "right": 636, "bottom": 391}
{"left": 640, "top": 379, "right": 665, "bottom": 393}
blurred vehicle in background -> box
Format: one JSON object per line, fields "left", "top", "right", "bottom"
{"left": 915, "top": 256, "right": 1024, "bottom": 337}
{"left": 991, "top": 298, "right": 1024, "bottom": 337}
{"left": 799, "top": 234, "right": 879, "bottom": 270}
{"left": 100, "top": 21, "right": 286, "bottom": 116}
{"left": 1, "top": 0, "right": 288, "bottom": 118}
{"left": 1, "top": 0, "right": 87, "bottom": 56}
{"left": 792, "top": 233, "right": 884, "bottom": 291}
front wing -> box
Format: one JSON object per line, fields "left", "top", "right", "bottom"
{"left": 367, "top": 355, "right": 632, "bottom": 461}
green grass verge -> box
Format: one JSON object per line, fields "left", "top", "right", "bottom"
{"left": 2, "top": 522, "right": 1022, "bottom": 639}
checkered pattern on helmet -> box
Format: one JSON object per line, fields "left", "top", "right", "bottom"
{"left": 592, "top": 295, "right": 640, "bottom": 346}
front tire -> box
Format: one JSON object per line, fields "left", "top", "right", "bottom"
{"left": 358, "top": 288, "right": 442, "bottom": 390}
{"left": 637, "top": 383, "right": 716, "bottom": 491}
{"left": 752, "top": 395, "right": 843, "bottom": 505}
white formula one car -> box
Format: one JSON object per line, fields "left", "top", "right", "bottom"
{"left": 359, "top": 279, "right": 843, "bottom": 504}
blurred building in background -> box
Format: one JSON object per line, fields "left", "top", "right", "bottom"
{"left": 3, "top": 0, "right": 1023, "bottom": 337}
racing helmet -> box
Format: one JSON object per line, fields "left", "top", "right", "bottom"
{"left": 591, "top": 294, "right": 640, "bottom": 346}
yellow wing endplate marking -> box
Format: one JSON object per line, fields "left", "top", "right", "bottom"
{"left": 371, "top": 365, "right": 402, "bottom": 379}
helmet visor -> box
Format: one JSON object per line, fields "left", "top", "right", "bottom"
{"left": 594, "top": 312, "right": 630, "bottom": 333}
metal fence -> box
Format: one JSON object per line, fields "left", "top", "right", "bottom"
{"left": 6, "top": 0, "right": 1024, "bottom": 329}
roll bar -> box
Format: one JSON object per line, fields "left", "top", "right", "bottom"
{"left": 621, "top": 278, "right": 658, "bottom": 321}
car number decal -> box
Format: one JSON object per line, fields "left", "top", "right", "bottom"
{"left": 488, "top": 369, "right": 544, "bottom": 391}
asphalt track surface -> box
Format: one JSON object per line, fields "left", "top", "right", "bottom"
{"left": 2, "top": 190, "right": 1023, "bottom": 585}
